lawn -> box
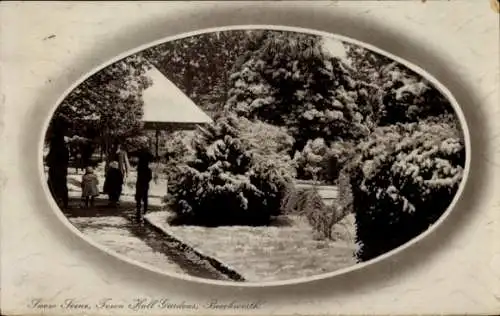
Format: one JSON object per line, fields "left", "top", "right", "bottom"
{"left": 146, "top": 210, "right": 359, "bottom": 283}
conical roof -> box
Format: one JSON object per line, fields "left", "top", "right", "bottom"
{"left": 142, "top": 65, "right": 213, "bottom": 129}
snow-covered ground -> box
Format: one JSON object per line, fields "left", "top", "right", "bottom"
{"left": 70, "top": 216, "right": 187, "bottom": 274}
{"left": 146, "top": 211, "right": 358, "bottom": 283}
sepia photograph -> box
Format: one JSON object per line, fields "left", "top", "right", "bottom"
{"left": 41, "top": 27, "right": 468, "bottom": 284}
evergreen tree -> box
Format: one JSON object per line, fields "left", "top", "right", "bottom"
{"left": 167, "top": 114, "right": 294, "bottom": 226}
{"left": 226, "top": 31, "right": 373, "bottom": 152}
{"left": 345, "top": 43, "right": 453, "bottom": 126}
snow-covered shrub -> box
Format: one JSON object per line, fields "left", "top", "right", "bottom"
{"left": 248, "top": 158, "right": 296, "bottom": 218}
{"left": 167, "top": 115, "right": 295, "bottom": 226}
{"left": 238, "top": 117, "right": 294, "bottom": 157}
{"left": 348, "top": 116, "right": 465, "bottom": 261}
{"left": 294, "top": 138, "right": 329, "bottom": 182}
{"left": 163, "top": 131, "right": 195, "bottom": 175}
{"left": 294, "top": 138, "right": 353, "bottom": 183}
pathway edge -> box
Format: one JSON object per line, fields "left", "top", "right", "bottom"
{"left": 144, "top": 211, "right": 247, "bottom": 282}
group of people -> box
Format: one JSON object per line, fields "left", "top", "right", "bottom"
{"left": 48, "top": 133, "right": 155, "bottom": 223}
{"left": 80, "top": 143, "right": 155, "bottom": 222}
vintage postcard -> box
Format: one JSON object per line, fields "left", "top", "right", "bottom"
{"left": 1, "top": 1, "right": 499, "bottom": 315}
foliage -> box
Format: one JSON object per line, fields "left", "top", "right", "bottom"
{"left": 345, "top": 43, "right": 453, "bottom": 126}
{"left": 163, "top": 131, "right": 195, "bottom": 160}
{"left": 167, "top": 115, "right": 295, "bottom": 226}
{"left": 144, "top": 31, "right": 457, "bottom": 180}
{"left": 124, "top": 135, "right": 150, "bottom": 154}
{"left": 293, "top": 138, "right": 329, "bottom": 182}
{"left": 142, "top": 30, "right": 260, "bottom": 116}
{"left": 236, "top": 116, "right": 296, "bottom": 174}
{"left": 144, "top": 32, "right": 454, "bottom": 154}
{"left": 49, "top": 55, "right": 153, "bottom": 155}
{"left": 162, "top": 131, "right": 195, "bottom": 177}
{"left": 348, "top": 116, "right": 465, "bottom": 261}
{"left": 123, "top": 135, "right": 151, "bottom": 167}
{"left": 226, "top": 31, "right": 374, "bottom": 151}
{"left": 280, "top": 185, "right": 350, "bottom": 240}
{"left": 336, "top": 167, "right": 354, "bottom": 216}
{"left": 293, "top": 138, "right": 353, "bottom": 183}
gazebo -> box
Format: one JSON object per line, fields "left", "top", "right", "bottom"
{"left": 141, "top": 65, "right": 213, "bottom": 157}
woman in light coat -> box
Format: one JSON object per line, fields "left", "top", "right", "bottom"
{"left": 116, "top": 144, "right": 130, "bottom": 180}
{"left": 105, "top": 143, "right": 130, "bottom": 179}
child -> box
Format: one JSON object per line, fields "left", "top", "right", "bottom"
{"left": 135, "top": 149, "right": 154, "bottom": 223}
{"left": 81, "top": 167, "right": 99, "bottom": 208}
{"left": 103, "top": 161, "right": 123, "bottom": 207}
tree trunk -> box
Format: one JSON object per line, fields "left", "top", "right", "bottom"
{"left": 103, "top": 133, "right": 112, "bottom": 172}
{"left": 184, "top": 69, "right": 194, "bottom": 96}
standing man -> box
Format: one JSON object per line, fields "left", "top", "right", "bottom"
{"left": 47, "top": 129, "right": 69, "bottom": 209}
{"left": 135, "top": 145, "right": 154, "bottom": 223}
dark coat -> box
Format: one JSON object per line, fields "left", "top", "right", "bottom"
{"left": 136, "top": 167, "right": 152, "bottom": 192}
{"left": 103, "top": 168, "right": 123, "bottom": 196}
{"left": 134, "top": 147, "right": 154, "bottom": 200}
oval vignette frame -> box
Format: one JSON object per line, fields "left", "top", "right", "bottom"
{"left": 37, "top": 24, "right": 472, "bottom": 288}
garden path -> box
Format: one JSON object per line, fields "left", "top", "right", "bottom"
{"left": 61, "top": 193, "right": 236, "bottom": 282}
